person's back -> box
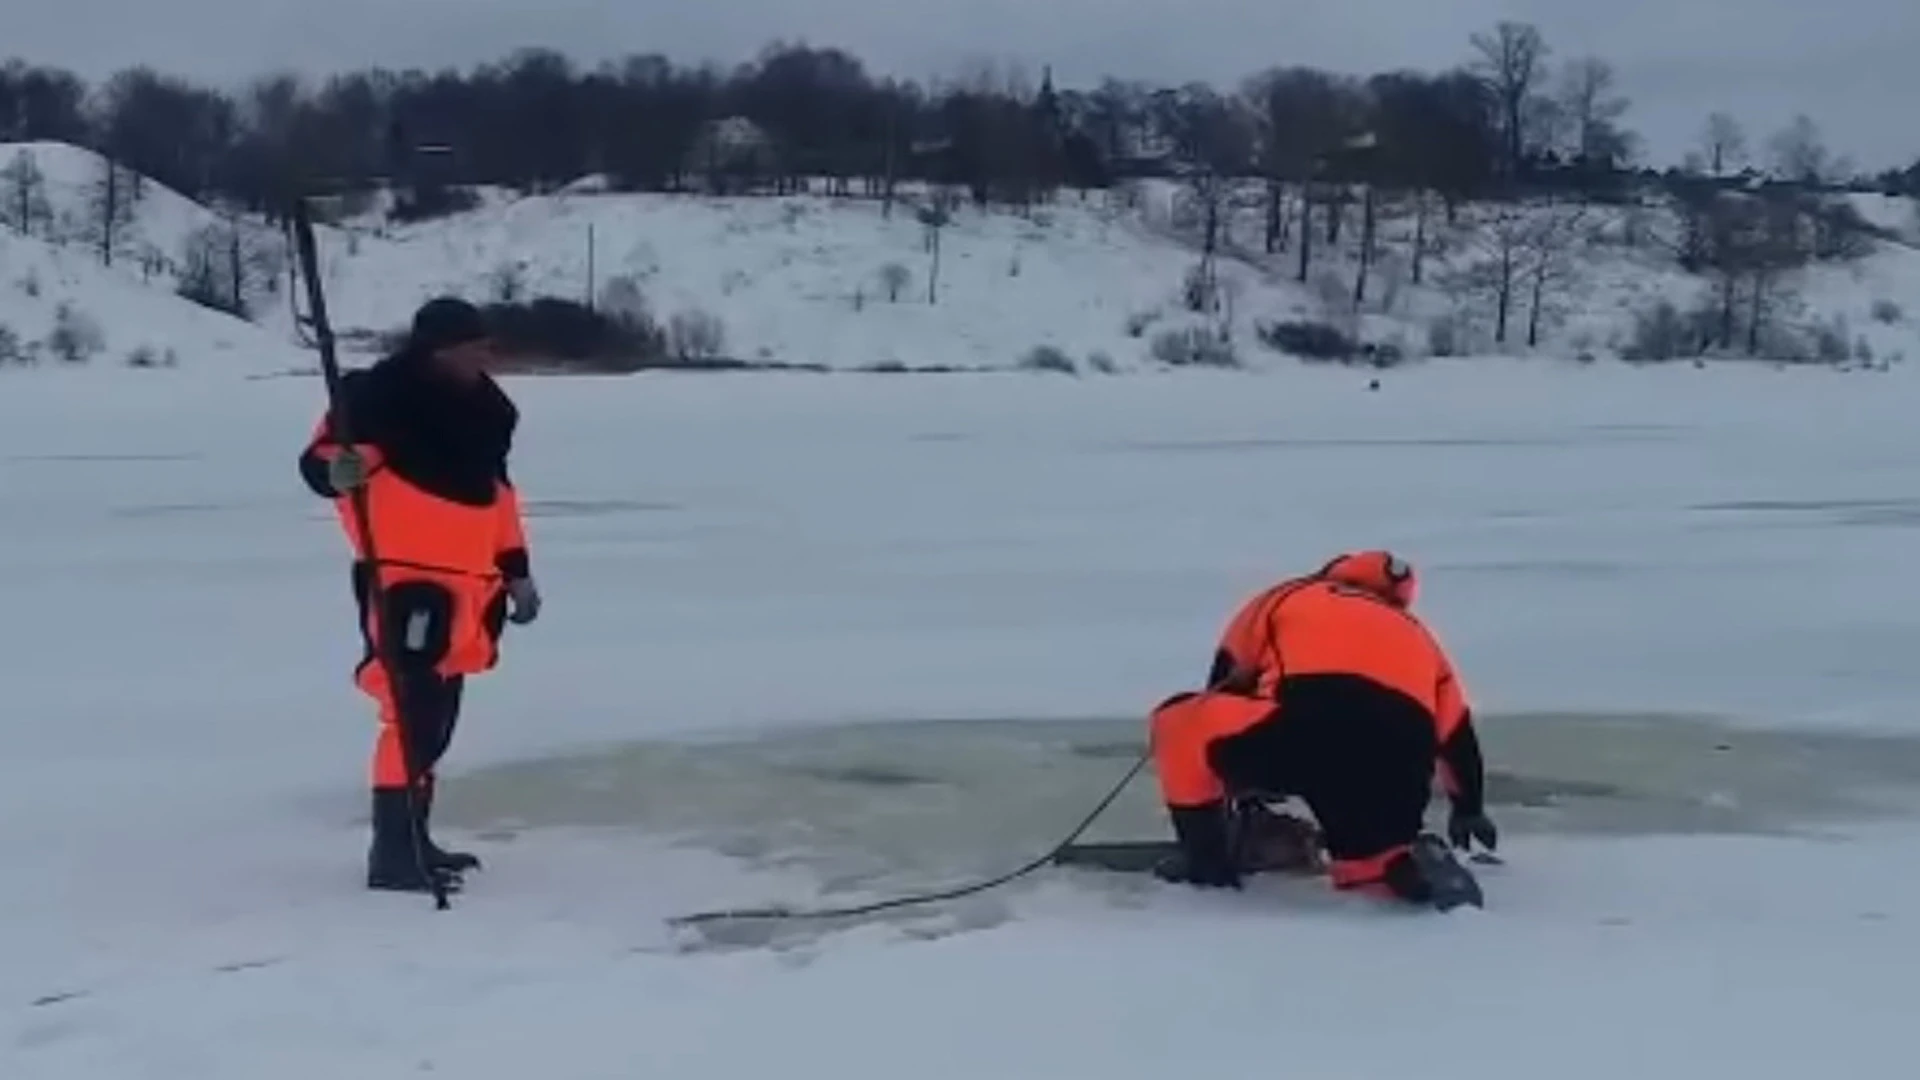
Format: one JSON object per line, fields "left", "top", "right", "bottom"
{"left": 1265, "top": 577, "right": 1463, "bottom": 739}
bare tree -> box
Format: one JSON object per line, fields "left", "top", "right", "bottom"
{"left": 1517, "top": 199, "right": 1590, "bottom": 346}
{"left": 88, "top": 154, "right": 139, "bottom": 266}
{"left": 917, "top": 198, "right": 952, "bottom": 304}
{"left": 1768, "top": 115, "right": 1829, "bottom": 184}
{"left": 176, "top": 213, "right": 271, "bottom": 318}
{"left": 1, "top": 151, "right": 51, "bottom": 238}
{"left": 1557, "top": 58, "right": 1632, "bottom": 166}
{"left": 1247, "top": 67, "right": 1365, "bottom": 282}
{"left": 1744, "top": 194, "right": 1806, "bottom": 355}
{"left": 1701, "top": 112, "right": 1746, "bottom": 177}
{"left": 1470, "top": 21, "right": 1551, "bottom": 176}
{"left": 1451, "top": 201, "right": 1532, "bottom": 346}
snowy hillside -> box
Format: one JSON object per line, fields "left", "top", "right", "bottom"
{"left": 4, "top": 138, "right": 1920, "bottom": 375}
{"left": 270, "top": 176, "right": 1920, "bottom": 371}
{"left": 0, "top": 142, "right": 309, "bottom": 374}
{"left": 0, "top": 216, "right": 307, "bottom": 373}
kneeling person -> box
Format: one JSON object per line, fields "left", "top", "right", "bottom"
{"left": 1148, "top": 551, "right": 1496, "bottom": 908}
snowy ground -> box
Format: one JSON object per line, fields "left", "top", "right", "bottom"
{"left": 5, "top": 360, "right": 1920, "bottom": 1076}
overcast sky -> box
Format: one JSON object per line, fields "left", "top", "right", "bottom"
{"left": 12, "top": 0, "right": 1919, "bottom": 171}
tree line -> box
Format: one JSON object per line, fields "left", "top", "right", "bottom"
{"left": 2, "top": 22, "right": 1913, "bottom": 224}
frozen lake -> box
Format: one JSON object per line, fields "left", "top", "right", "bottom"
{"left": 5, "top": 361, "right": 1920, "bottom": 1078}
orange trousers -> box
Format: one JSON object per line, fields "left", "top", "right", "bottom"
{"left": 351, "top": 563, "right": 507, "bottom": 789}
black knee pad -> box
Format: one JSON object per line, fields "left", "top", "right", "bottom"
{"left": 381, "top": 581, "right": 455, "bottom": 666}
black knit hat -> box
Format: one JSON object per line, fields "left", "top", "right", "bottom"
{"left": 409, "top": 296, "right": 490, "bottom": 353}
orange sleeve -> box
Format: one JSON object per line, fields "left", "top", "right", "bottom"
{"left": 297, "top": 413, "right": 383, "bottom": 498}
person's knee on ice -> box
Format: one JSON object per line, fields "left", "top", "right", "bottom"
{"left": 1149, "top": 691, "right": 1291, "bottom": 889}
{"left": 299, "top": 297, "right": 541, "bottom": 890}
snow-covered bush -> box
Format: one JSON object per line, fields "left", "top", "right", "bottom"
{"left": 125, "top": 345, "right": 177, "bottom": 369}
{"left": 45, "top": 303, "right": 104, "bottom": 364}
{"left": 879, "top": 263, "right": 911, "bottom": 302}
{"left": 1019, "top": 345, "right": 1076, "bottom": 374}
{"left": 1624, "top": 300, "right": 1708, "bottom": 362}
{"left": 1086, "top": 350, "right": 1118, "bottom": 374}
{"left": 1872, "top": 299, "right": 1903, "bottom": 325}
{"left": 0, "top": 324, "right": 23, "bottom": 365}
{"left": 669, "top": 308, "right": 727, "bottom": 363}
{"left": 598, "top": 275, "right": 650, "bottom": 324}
{"left": 1811, "top": 317, "right": 1851, "bottom": 366}
{"left": 1151, "top": 326, "right": 1238, "bottom": 368}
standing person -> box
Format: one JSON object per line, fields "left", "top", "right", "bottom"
{"left": 298, "top": 297, "right": 542, "bottom": 894}
{"left": 1147, "top": 551, "right": 1496, "bottom": 909}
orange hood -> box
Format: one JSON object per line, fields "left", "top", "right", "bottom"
{"left": 1317, "top": 550, "right": 1417, "bottom": 608}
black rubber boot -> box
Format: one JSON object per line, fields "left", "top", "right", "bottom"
{"left": 1385, "top": 833, "right": 1484, "bottom": 912}
{"left": 417, "top": 777, "right": 481, "bottom": 874}
{"left": 367, "top": 788, "right": 463, "bottom": 894}
{"left": 1154, "top": 802, "right": 1243, "bottom": 888}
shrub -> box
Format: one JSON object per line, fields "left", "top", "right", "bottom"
{"left": 598, "top": 274, "right": 651, "bottom": 324}
{"left": 1151, "top": 326, "right": 1239, "bottom": 368}
{"left": 1257, "top": 320, "right": 1357, "bottom": 362}
{"left": 0, "top": 324, "right": 22, "bottom": 364}
{"left": 481, "top": 296, "right": 665, "bottom": 372}
{"left": 1086, "top": 350, "right": 1118, "bottom": 374}
{"left": 1812, "top": 317, "right": 1850, "bottom": 366}
{"left": 1623, "top": 300, "right": 1708, "bottom": 363}
{"left": 1125, "top": 311, "right": 1157, "bottom": 338}
{"left": 668, "top": 308, "right": 727, "bottom": 364}
{"left": 1019, "top": 345, "right": 1076, "bottom": 374}
{"left": 45, "top": 302, "right": 103, "bottom": 364}
{"left": 391, "top": 185, "right": 480, "bottom": 224}
{"left": 1427, "top": 317, "right": 1460, "bottom": 358}
{"left": 879, "top": 262, "right": 911, "bottom": 303}
{"left": 1182, "top": 263, "right": 1218, "bottom": 313}
{"left": 488, "top": 262, "right": 528, "bottom": 304}
{"left": 1872, "top": 299, "right": 1903, "bottom": 325}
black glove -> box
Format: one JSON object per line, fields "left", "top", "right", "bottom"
{"left": 505, "top": 576, "right": 541, "bottom": 625}
{"left": 1447, "top": 805, "right": 1498, "bottom": 852}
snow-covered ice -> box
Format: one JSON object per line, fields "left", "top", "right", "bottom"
{"left": 5, "top": 359, "right": 1920, "bottom": 1077}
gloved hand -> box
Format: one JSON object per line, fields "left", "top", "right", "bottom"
{"left": 1448, "top": 806, "right": 1499, "bottom": 852}
{"left": 326, "top": 448, "right": 371, "bottom": 494}
{"left": 505, "top": 576, "right": 542, "bottom": 625}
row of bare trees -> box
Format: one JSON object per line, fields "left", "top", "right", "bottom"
{"left": 3, "top": 27, "right": 1908, "bottom": 224}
